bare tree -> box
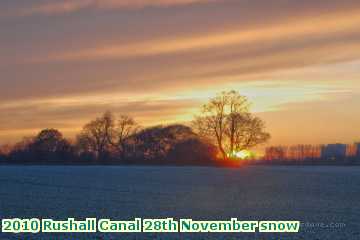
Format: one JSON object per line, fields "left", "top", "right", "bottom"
{"left": 76, "top": 111, "right": 115, "bottom": 160}
{"left": 228, "top": 113, "right": 270, "bottom": 152}
{"left": 0, "top": 144, "right": 12, "bottom": 156}
{"left": 193, "top": 90, "right": 270, "bottom": 160}
{"left": 112, "top": 115, "right": 140, "bottom": 159}
{"left": 13, "top": 136, "right": 35, "bottom": 152}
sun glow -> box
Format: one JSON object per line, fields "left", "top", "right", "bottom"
{"left": 227, "top": 150, "right": 254, "bottom": 160}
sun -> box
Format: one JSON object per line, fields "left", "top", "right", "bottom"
{"left": 227, "top": 150, "right": 253, "bottom": 160}
{"left": 235, "top": 150, "right": 252, "bottom": 159}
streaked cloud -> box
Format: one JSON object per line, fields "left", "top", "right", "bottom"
{"left": 1, "top": 0, "right": 360, "bottom": 146}
{"left": 0, "top": 77, "right": 356, "bottom": 144}
{"left": 12, "top": 0, "right": 216, "bottom": 17}
{"left": 38, "top": 9, "right": 360, "bottom": 62}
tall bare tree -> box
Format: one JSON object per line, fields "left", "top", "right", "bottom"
{"left": 76, "top": 111, "right": 115, "bottom": 160}
{"left": 112, "top": 115, "right": 140, "bottom": 159}
{"left": 193, "top": 90, "right": 270, "bottom": 160}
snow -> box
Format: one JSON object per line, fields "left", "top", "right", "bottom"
{"left": 0, "top": 166, "right": 359, "bottom": 239}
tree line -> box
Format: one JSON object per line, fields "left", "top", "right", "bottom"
{"left": 0, "top": 91, "right": 270, "bottom": 165}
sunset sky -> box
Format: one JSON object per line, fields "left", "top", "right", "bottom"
{"left": 1, "top": 0, "right": 360, "bottom": 149}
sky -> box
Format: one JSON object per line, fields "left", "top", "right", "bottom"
{"left": 1, "top": 0, "right": 360, "bottom": 149}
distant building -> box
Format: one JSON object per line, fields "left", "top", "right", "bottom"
{"left": 265, "top": 143, "right": 359, "bottom": 162}
{"left": 346, "top": 143, "right": 357, "bottom": 157}
{"left": 264, "top": 146, "right": 286, "bottom": 161}
{"left": 265, "top": 144, "right": 323, "bottom": 161}
{"left": 321, "top": 144, "right": 347, "bottom": 160}
{"left": 287, "top": 144, "right": 322, "bottom": 160}
{"left": 356, "top": 143, "right": 360, "bottom": 157}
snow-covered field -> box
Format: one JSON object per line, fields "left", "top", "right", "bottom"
{"left": 0, "top": 166, "right": 359, "bottom": 239}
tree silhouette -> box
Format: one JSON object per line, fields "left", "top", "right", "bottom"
{"left": 193, "top": 90, "right": 270, "bottom": 160}
{"left": 112, "top": 115, "right": 140, "bottom": 160}
{"left": 129, "top": 124, "right": 197, "bottom": 162}
{"left": 76, "top": 111, "right": 115, "bottom": 161}
{"left": 30, "top": 129, "right": 73, "bottom": 162}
